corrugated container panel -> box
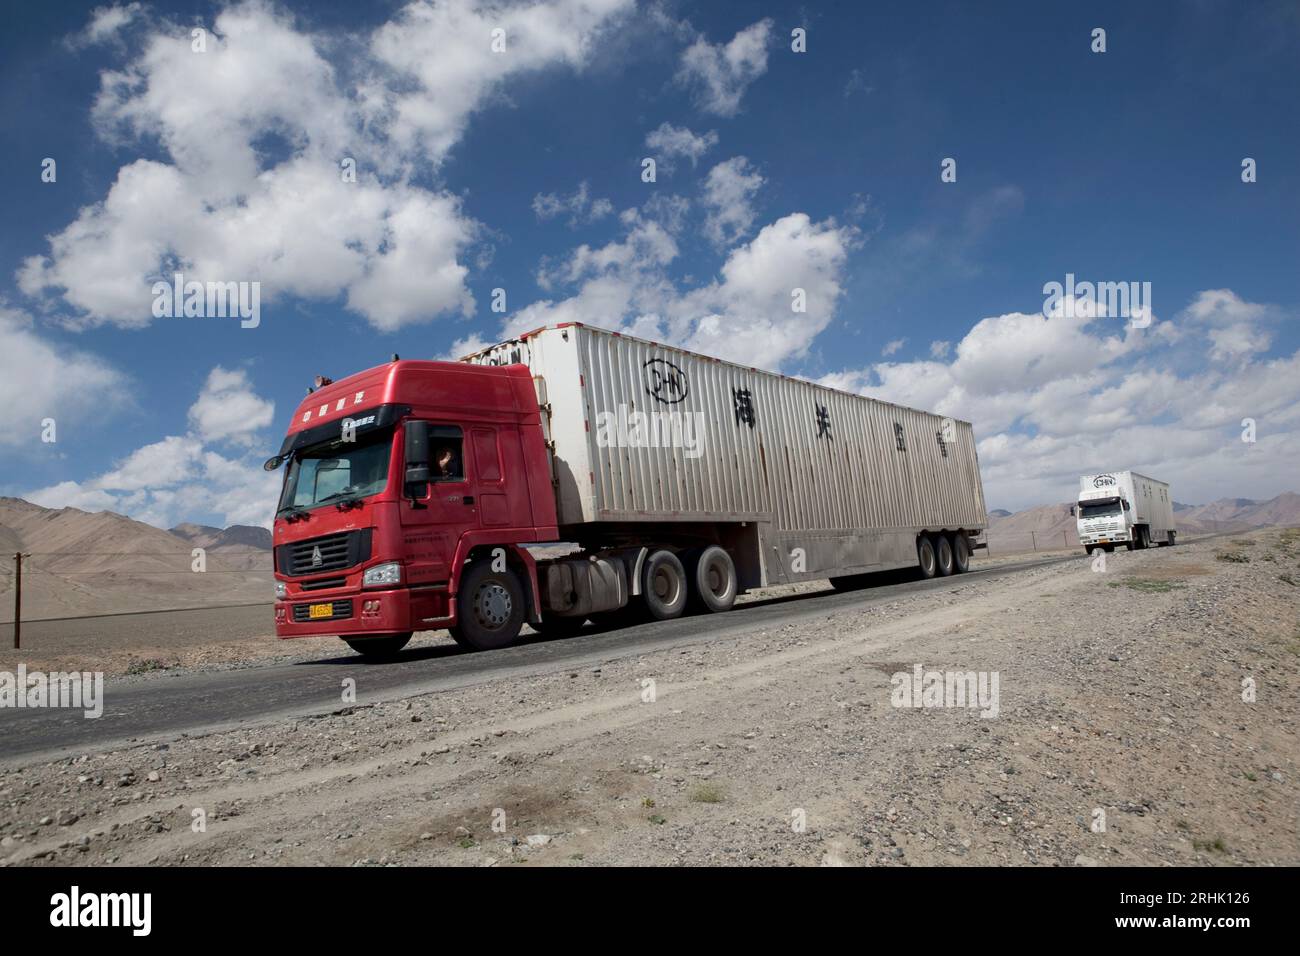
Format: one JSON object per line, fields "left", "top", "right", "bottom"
{"left": 462, "top": 325, "right": 988, "bottom": 536}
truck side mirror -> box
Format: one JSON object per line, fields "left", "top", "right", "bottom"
{"left": 403, "top": 420, "right": 430, "bottom": 485}
{"left": 1069, "top": 505, "right": 1075, "bottom": 516}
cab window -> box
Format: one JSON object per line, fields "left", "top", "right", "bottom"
{"left": 429, "top": 425, "right": 465, "bottom": 482}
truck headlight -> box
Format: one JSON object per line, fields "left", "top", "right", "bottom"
{"left": 275, "top": 581, "right": 287, "bottom": 600}
{"left": 363, "top": 562, "right": 402, "bottom": 588}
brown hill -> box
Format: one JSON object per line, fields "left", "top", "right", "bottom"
{"left": 0, "top": 497, "right": 272, "bottom": 622}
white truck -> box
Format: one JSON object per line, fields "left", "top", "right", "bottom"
{"left": 1073, "top": 471, "right": 1176, "bottom": 553}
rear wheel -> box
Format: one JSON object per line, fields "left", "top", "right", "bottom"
{"left": 917, "top": 535, "right": 937, "bottom": 579}
{"left": 687, "top": 546, "right": 737, "bottom": 613}
{"left": 951, "top": 533, "right": 971, "bottom": 573}
{"left": 343, "top": 632, "right": 412, "bottom": 658}
{"left": 642, "top": 550, "right": 688, "bottom": 621}
{"left": 935, "top": 534, "right": 955, "bottom": 576}
{"left": 451, "top": 561, "right": 526, "bottom": 651}
{"left": 1168, "top": 531, "right": 1176, "bottom": 546}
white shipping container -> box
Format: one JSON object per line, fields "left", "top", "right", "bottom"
{"left": 462, "top": 324, "right": 988, "bottom": 586}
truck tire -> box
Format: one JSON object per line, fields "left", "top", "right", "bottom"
{"left": 687, "top": 546, "right": 737, "bottom": 613}
{"left": 935, "top": 534, "right": 955, "bottom": 576}
{"left": 642, "top": 549, "right": 688, "bottom": 620}
{"left": 917, "top": 535, "right": 937, "bottom": 579}
{"left": 343, "top": 632, "right": 411, "bottom": 658}
{"left": 530, "top": 615, "right": 588, "bottom": 638}
{"left": 951, "top": 532, "right": 971, "bottom": 573}
{"left": 1168, "top": 531, "right": 1176, "bottom": 546}
{"left": 452, "top": 561, "right": 526, "bottom": 651}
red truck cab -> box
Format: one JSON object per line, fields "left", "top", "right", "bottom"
{"left": 268, "top": 359, "right": 558, "bottom": 656}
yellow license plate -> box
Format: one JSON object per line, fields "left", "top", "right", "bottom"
{"left": 308, "top": 603, "right": 333, "bottom": 619}
{"left": 1098, "top": 538, "right": 1110, "bottom": 544}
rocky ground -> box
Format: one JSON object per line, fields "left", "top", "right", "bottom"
{"left": 1, "top": 528, "right": 1296, "bottom": 867}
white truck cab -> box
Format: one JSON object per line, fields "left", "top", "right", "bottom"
{"left": 1075, "top": 471, "right": 1175, "bottom": 553}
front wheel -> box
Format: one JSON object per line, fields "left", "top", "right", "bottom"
{"left": 344, "top": 632, "right": 412, "bottom": 658}
{"left": 452, "top": 561, "right": 526, "bottom": 651}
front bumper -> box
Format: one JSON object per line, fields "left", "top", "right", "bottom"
{"left": 1079, "top": 530, "right": 1129, "bottom": 545}
{"left": 276, "top": 586, "right": 414, "bottom": 639}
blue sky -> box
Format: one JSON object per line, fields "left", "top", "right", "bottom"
{"left": 1, "top": 0, "right": 1297, "bottom": 526}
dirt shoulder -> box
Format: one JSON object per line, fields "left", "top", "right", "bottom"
{"left": 2, "top": 528, "right": 1296, "bottom": 867}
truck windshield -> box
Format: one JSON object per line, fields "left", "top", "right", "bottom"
{"left": 1079, "top": 501, "right": 1121, "bottom": 519}
{"left": 278, "top": 428, "right": 393, "bottom": 513}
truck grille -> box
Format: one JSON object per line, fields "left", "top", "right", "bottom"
{"left": 292, "top": 599, "right": 354, "bottom": 623}
{"left": 277, "top": 530, "right": 372, "bottom": 577}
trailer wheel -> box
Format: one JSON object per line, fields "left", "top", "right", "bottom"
{"left": 1168, "top": 531, "right": 1176, "bottom": 547}
{"left": 451, "top": 561, "right": 526, "bottom": 651}
{"left": 935, "top": 534, "right": 955, "bottom": 576}
{"left": 343, "top": 632, "right": 412, "bottom": 658}
{"left": 642, "top": 550, "right": 688, "bottom": 620}
{"left": 950, "top": 533, "right": 971, "bottom": 573}
{"left": 917, "top": 536, "right": 937, "bottom": 579}
{"left": 687, "top": 546, "right": 737, "bottom": 613}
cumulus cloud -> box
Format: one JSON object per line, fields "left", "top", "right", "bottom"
{"left": 701, "top": 156, "right": 764, "bottom": 248}
{"left": 507, "top": 196, "right": 855, "bottom": 369}
{"left": 20, "top": 0, "right": 631, "bottom": 332}
{"left": 677, "top": 19, "right": 772, "bottom": 116}
{"left": 24, "top": 368, "right": 281, "bottom": 528}
{"left": 0, "top": 304, "right": 131, "bottom": 446}
{"left": 188, "top": 367, "right": 276, "bottom": 446}
{"left": 645, "top": 122, "right": 718, "bottom": 170}
{"left": 822, "top": 291, "right": 1300, "bottom": 509}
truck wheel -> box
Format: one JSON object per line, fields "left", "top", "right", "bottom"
{"left": 530, "top": 615, "right": 587, "bottom": 638}
{"left": 935, "top": 534, "right": 955, "bottom": 576}
{"left": 951, "top": 533, "right": 971, "bottom": 573}
{"left": 343, "top": 632, "right": 411, "bottom": 658}
{"left": 917, "top": 536, "right": 937, "bottom": 579}
{"left": 642, "top": 550, "right": 688, "bottom": 620}
{"left": 452, "top": 561, "right": 526, "bottom": 651}
{"left": 1168, "top": 531, "right": 1176, "bottom": 546}
{"left": 688, "top": 546, "right": 737, "bottom": 613}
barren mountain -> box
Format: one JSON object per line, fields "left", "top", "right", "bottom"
{"left": 0, "top": 498, "right": 272, "bottom": 622}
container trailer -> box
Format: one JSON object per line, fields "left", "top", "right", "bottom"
{"left": 267, "top": 324, "right": 990, "bottom": 655}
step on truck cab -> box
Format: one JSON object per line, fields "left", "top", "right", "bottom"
{"left": 1074, "top": 471, "right": 1176, "bottom": 553}
{"left": 269, "top": 324, "right": 989, "bottom": 657}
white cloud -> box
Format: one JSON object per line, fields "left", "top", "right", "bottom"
{"left": 24, "top": 367, "right": 282, "bottom": 529}
{"left": 822, "top": 291, "right": 1300, "bottom": 509}
{"left": 701, "top": 156, "right": 764, "bottom": 248}
{"left": 929, "top": 340, "right": 951, "bottom": 359}
{"left": 881, "top": 338, "right": 905, "bottom": 357}
{"left": 1179, "top": 288, "right": 1275, "bottom": 362}
{"left": 68, "top": 3, "right": 144, "bottom": 49}
{"left": 20, "top": 0, "right": 631, "bottom": 332}
{"left": 188, "top": 367, "right": 276, "bottom": 446}
{"left": 510, "top": 202, "right": 855, "bottom": 370}
{"left": 645, "top": 122, "right": 718, "bottom": 169}
{"left": 0, "top": 304, "right": 131, "bottom": 446}
{"left": 677, "top": 19, "right": 772, "bottom": 116}
{"left": 369, "top": 0, "right": 634, "bottom": 162}
{"left": 532, "top": 181, "right": 614, "bottom": 226}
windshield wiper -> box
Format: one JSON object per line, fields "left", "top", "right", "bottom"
{"left": 279, "top": 504, "right": 311, "bottom": 521}
{"left": 316, "top": 486, "right": 368, "bottom": 508}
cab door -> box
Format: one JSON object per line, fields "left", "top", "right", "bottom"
{"left": 399, "top": 423, "right": 477, "bottom": 587}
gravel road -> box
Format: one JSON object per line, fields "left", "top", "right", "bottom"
{"left": 2, "top": 529, "right": 1295, "bottom": 867}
